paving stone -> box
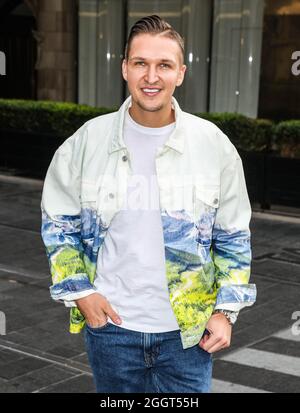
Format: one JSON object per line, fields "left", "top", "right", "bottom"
{"left": 269, "top": 308, "right": 300, "bottom": 326}
{"left": 0, "top": 278, "right": 24, "bottom": 294}
{"left": 2, "top": 332, "right": 67, "bottom": 353}
{"left": 213, "top": 360, "right": 300, "bottom": 393}
{"left": 38, "top": 373, "right": 95, "bottom": 393}
{"left": 0, "top": 270, "right": 39, "bottom": 286}
{"left": 252, "top": 283, "right": 300, "bottom": 305}
{"left": 0, "top": 356, "right": 50, "bottom": 380}
{"left": 0, "top": 304, "right": 66, "bottom": 335}
{"left": 0, "top": 191, "right": 42, "bottom": 232}
{"left": 239, "top": 298, "right": 296, "bottom": 325}
{"left": 229, "top": 320, "right": 295, "bottom": 349}
{"left": 31, "top": 278, "right": 52, "bottom": 289}
{"left": 47, "top": 346, "right": 84, "bottom": 359}
{"left": 230, "top": 320, "right": 253, "bottom": 333}
{"left": 0, "top": 349, "right": 25, "bottom": 364}
{"left": 0, "top": 382, "right": 25, "bottom": 393}
{"left": 70, "top": 353, "right": 90, "bottom": 365}
{"left": 0, "top": 182, "right": 41, "bottom": 199}
{"left": 6, "top": 314, "right": 51, "bottom": 332}
{"left": 0, "top": 227, "right": 48, "bottom": 276}
{"left": 0, "top": 365, "right": 77, "bottom": 393}
{"left": 251, "top": 222, "right": 300, "bottom": 248}
{"left": 246, "top": 275, "right": 277, "bottom": 292}
{"left": 2, "top": 326, "right": 86, "bottom": 354}
{"left": 253, "top": 260, "right": 300, "bottom": 283}
{"left": 5, "top": 285, "right": 49, "bottom": 300}
{"left": 250, "top": 337, "right": 300, "bottom": 358}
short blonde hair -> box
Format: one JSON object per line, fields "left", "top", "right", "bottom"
{"left": 124, "top": 14, "right": 185, "bottom": 65}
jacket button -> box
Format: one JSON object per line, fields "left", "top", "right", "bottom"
{"left": 122, "top": 155, "right": 128, "bottom": 162}
{"left": 213, "top": 198, "right": 218, "bottom": 205}
{"left": 108, "top": 193, "right": 115, "bottom": 199}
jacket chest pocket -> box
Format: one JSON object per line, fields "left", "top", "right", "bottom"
{"left": 194, "top": 185, "right": 220, "bottom": 216}
{"left": 159, "top": 182, "right": 194, "bottom": 214}
{"left": 80, "top": 181, "right": 98, "bottom": 206}
{"left": 81, "top": 179, "right": 125, "bottom": 228}
{"left": 159, "top": 181, "right": 219, "bottom": 216}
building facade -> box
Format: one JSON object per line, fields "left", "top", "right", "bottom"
{"left": 0, "top": 0, "right": 299, "bottom": 120}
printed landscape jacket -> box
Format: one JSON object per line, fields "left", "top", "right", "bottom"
{"left": 41, "top": 94, "right": 257, "bottom": 349}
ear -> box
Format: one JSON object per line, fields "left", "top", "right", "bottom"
{"left": 122, "top": 59, "right": 128, "bottom": 81}
{"left": 176, "top": 64, "right": 187, "bottom": 87}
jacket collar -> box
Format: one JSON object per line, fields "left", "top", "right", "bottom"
{"left": 108, "top": 94, "right": 185, "bottom": 154}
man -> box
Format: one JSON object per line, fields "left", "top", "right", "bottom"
{"left": 41, "top": 15, "right": 256, "bottom": 393}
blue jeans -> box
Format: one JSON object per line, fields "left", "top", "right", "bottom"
{"left": 84, "top": 321, "right": 213, "bottom": 393}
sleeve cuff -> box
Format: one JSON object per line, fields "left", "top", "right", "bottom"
{"left": 49, "top": 274, "right": 95, "bottom": 301}
{"left": 214, "top": 304, "right": 241, "bottom": 313}
{"left": 62, "top": 289, "right": 97, "bottom": 307}
{"left": 215, "top": 284, "right": 257, "bottom": 311}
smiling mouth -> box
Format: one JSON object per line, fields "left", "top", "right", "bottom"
{"left": 141, "top": 88, "right": 162, "bottom": 97}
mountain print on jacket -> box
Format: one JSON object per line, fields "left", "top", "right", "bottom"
{"left": 41, "top": 202, "right": 255, "bottom": 348}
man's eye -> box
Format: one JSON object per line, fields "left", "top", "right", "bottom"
{"left": 135, "top": 62, "right": 145, "bottom": 66}
{"left": 161, "top": 64, "right": 170, "bottom": 68}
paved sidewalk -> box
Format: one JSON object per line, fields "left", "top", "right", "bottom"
{"left": 0, "top": 175, "right": 299, "bottom": 393}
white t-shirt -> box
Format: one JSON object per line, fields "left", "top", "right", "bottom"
{"left": 92, "top": 108, "right": 180, "bottom": 332}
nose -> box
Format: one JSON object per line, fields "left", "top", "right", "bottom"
{"left": 144, "top": 65, "right": 159, "bottom": 84}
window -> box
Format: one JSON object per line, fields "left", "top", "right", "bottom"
{"left": 78, "top": 0, "right": 212, "bottom": 113}
{"left": 258, "top": 0, "right": 300, "bottom": 120}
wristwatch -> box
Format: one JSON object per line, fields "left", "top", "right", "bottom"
{"left": 212, "top": 309, "right": 239, "bottom": 326}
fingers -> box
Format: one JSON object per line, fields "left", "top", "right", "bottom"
{"left": 199, "top": 332, "right": 210, "bottom": 346}
{"left": 199, "top": 332, "right": 230, "bottom": 353}
{"left": 104, "top": 301, "right": 122, "bottom": 325}
{"left": 76, "top": 293, "right": 122, "bottom": 326}
{"left": 86, "top": 312, "right": 108, "bottom": 328}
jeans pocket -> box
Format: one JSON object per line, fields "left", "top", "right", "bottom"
{"left": 86, "top": 321, "right": 110, "bottom": 331}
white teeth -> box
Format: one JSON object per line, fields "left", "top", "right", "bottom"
{"left": 143, "top": 89, "right": 160, "bottom": 93}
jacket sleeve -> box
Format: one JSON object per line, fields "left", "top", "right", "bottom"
{"left": 211, "top": 144, "right": 257, "bottom": 312}
{"left": 41, "top": 137, "right": 96, "bottom": 303}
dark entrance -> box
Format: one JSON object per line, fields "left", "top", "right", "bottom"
{"left": 0, "top": 1, "right": 37, "bottom": 99}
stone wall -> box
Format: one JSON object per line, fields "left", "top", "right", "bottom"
{"left": 25, "top": 0, "right": 77, "bottom": 102}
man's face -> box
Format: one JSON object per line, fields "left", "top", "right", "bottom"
{"left": 122, "top": 33, "right": 186, "bottom": 114}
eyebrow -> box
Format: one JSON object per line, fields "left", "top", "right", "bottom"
{"left": 130, "top": 57, "right": 176, "bottom": 65}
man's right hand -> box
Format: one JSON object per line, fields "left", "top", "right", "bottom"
{"left": 75, "top": 293, "right": 122, "bottom": 328}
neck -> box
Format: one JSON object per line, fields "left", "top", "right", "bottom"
{"left": 128, "top": 102, "right": 175, "bottom": 128}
